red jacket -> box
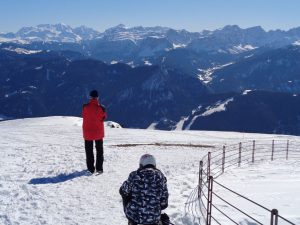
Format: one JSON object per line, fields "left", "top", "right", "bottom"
{"left": 82, "top": 99, "right": 106, "bottom": 140}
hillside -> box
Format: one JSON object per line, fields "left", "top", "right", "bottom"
{"left": 0, "top": 117, "right": 299, "bottom": 224}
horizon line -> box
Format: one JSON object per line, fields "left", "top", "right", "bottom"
{"left": 2, "top": 23, "right": 300, "bottom": 34}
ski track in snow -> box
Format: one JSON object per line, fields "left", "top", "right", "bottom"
{"left": 0, "top": 116, "right": 299, "bottom": 225}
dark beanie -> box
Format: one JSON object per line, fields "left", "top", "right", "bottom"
{"left": 90, "top": 90, "right": 98, "bottom": 98}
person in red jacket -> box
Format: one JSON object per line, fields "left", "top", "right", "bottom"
{"left": 82, "top": 90, "right": 107, "bottom": 174}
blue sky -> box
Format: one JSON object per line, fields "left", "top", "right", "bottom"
{"left": 1, "top": 0, "right": 300, "bottom": 32}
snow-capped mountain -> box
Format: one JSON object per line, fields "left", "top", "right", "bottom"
{"left": 73, "top": 25, "right": 102, "bottom": 40}
{"left": 1, "top": 23, "right": 300, "bottom": 49}
{"left": 0, "top": 23, "right": 101, "bottom": 43}
{"left": 99, "top": 24, "right": 300, "bottom": 50}
{"left": 102, "top": 24, "right": 170, "bottom": 42}
{"left": 186, "top": 25, "right": 295, "bottom": 53}
{"left": 1, "top": 24, "right": 300, "bottom": 135}
{"left": 101, "top": 24, "right": 200, "bottom": 45}
{"left": 2, "top": 24, "right": 300, "bottom": 66}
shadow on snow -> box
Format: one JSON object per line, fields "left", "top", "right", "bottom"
{"left": 28, "top": 170, "right": 89, "bottom": 184}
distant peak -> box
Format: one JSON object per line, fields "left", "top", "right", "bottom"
{"left": 246, "top": 26, "right": 265, "bottom": 32}
{"left": 217, "top": 25, "right": 267, "bottom": 33}
{"left": 54, "top": 23, "right": 68, "bottom": 27}
{"left": 251, "top": 25, "right": 263, "bottom": 30}
{"left": 114, "top": 24, "right": 127, "bottom": 29}
{"left": 104, "top": 24, "right": 127, "bottom": 33}
{"left": 221, "top": 25, "right": 242, "bottom": 31}
{"left": 77, "top": 25, "right": 89, "bottom": 29}
{"left": 74, "top": 25, "right": 97, "bottom": 31}
{"left": 31, "top": 23, "right": 73, "bottom": 31}
{"left": 37, "top": 23, "right": 68, "bottom": 27}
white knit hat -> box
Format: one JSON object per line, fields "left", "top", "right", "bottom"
{"left": 139, "top": 154, "right": 156, "bottom": 167}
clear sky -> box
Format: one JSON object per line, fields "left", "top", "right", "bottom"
{"left": 1, "top": 0, "right": 300, "bottom": 33}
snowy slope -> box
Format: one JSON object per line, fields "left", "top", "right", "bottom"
{"left": 215, "top": 161, "right": 300, "bottom": 224}
{"left": 0, "top": 117, "right": 299, "bottom": 225}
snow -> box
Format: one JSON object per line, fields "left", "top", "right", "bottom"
{"left": 110, "top": 60, "right": 118, "bottom": 65}
{"left": 242, "top": 89, "right": 252, "bottom": 95}
{"left": 217, "top": 49, "right": 227, "bottom": 54}
{"left": 228, "top": 44, "right": 257, "bottom": 54}
{"left": 198, "top": 62, "right": 234, "bottom": 84}
{"left": 244, "top": 54, "right": 254, "bottom": 58}
{"left": 11, "top": 24, "right": 86, "bottom": 43}
{"left": 0, "top": 37, "right": 14, "bottom": 42}
{"left": 148, "top": 35, "right": 163, "bottom": 39}
{"left": 144, "top": 60, "right": 152, "bottom": 66}
{"left": 201, "top": 98, "right": 234, "bottom": 116}
{"left": 0, "top": 37, "right": 29, "bottom": 44}
{"left": 4, "top": 90, "right": 18, "bottom": 98}
{"left": 126, "top": 61, "right": 135, "bottom": 67}
{"left": 35, "top": 66, "right": 43, "bottom": 70}
{"left": 103, "top": 25, "right": 169, "bottom": 42}
{"left": 174, "top": 116, "right": 189, "bottom": 130}
{"left": 26, "top": 36, "right": 40, "bottom": 40}
{"left": 293, "top": 40, "right": 300, "bottom": 46}
{"left": 182, "top": 98, "right": 234, "bottom": 132}
{"left": 106, "top": 121, "right": 122, "bottom": 128}
{"left": 185, "top": 105, "right": 202, "bottom": 130}
{"left": 147, "top": 122, "right": 158, "bottom": 129}
{"left": 21, "top": 91, "right": 31, "bottom": 94}
{"left": 173, "top": 43, "right": 187, "bottom": 49}
{"left": 212, "top": 160, "right": 300, "bottom": 224}
{"left": 3, "top": 47, "right": 42, "bottom": 54}
{"left": 0, "top": 116, "right": 299, "bottom": 225}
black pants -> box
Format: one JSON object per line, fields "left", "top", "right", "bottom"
{"left": 84, "top": 139, "right": 103, "bottom": 173}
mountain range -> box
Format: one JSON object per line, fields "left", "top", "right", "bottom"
{"left": 2, "top": 23, "right": 300, "bottom": 46}
{"left": 1, "top": 24, "right": 300, "bottom": 135}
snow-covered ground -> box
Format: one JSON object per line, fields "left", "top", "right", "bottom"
{"left": 0, "top": 116, "right": 299, "bottom": 225}
{"left": 215, "top": 160, "right": 300, "bottom": 224}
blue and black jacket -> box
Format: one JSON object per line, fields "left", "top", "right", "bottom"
{"left": 120, "top": 165, "right": 169, "bottom": 225}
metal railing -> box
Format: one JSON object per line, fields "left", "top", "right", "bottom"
{"left": 185, "top": 139, "right": 300, "bottom": 225}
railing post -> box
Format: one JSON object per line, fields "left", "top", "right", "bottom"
{"left": 222, "top": 146, "right": 225, "bottom": 173}
{"left": 271, "top": 140, "right": 275, "bottom": 161}
{"left": 198, "top": 160, "right": 203, "bottom": 198}
{"left": 238, "top": 142, "right": 242, "bottom": 167}
{"left": 270, "top": 209, "right": 278, "bottom": 225}
{"left": 206, "top": 176, "right": 213, "bottom": 225}
{"left": 207, "top": 152, "right": 211, "bottom": 181}
{"left": 252, "top": 140, "right": 255, "bottom": 163}
{"left": 286, "top": 140, "right": 289, "bottom": 160}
